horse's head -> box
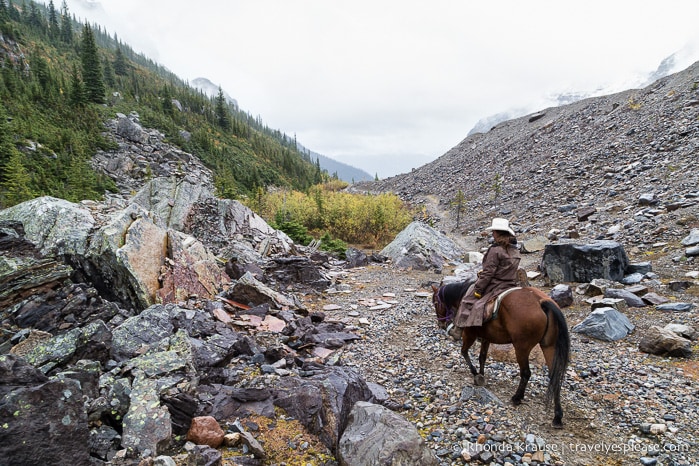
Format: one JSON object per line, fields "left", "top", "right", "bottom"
{"left": 432, "top": 284, "right": 450, "bottom": 329}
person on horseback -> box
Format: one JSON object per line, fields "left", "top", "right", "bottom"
{"left": 454, "top": 218, "right": 521, "bottom": 327}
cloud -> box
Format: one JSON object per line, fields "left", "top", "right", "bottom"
{"left": 62, "top": 0, "right": 699, "bottom": 178}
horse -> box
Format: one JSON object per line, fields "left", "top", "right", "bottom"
{"left": 432, "top": 279, "right": 570, "bottom": 428}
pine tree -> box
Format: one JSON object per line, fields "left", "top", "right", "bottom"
{"left": 59, "top": 0, "right": 72, "bottom": 44}
{"left": 47, "top": 0, "right": 59, "bottom": 38}
{"left": 214, "top": 86, "right": 230, "bottom": 130}
{"left": 80, "top": 24, "right": 105, "bottom": 103}
{"left": 103, "top": 56, "right": 115, "bottom": 88}
{"left": 0, "top": 0, "right": 8, "bottom": 22}
{"left": 0, "top": 103, "right": 15, "bottom": 171}
{"left": 69, "top": 63, "right": 86, "bottom": 106}
{"left": 113, "top": 46, "right": 128, "bottom": 75}
{"left": 1, "top": 152, "right": 34, "bottom": 207}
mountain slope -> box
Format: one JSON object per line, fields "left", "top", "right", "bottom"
{"left": 351, "top": 60, "right": 699, "bottom": 247}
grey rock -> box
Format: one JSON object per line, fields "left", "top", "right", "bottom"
{"left": 604, "top": 288, "right": 646, "bottom": 307}
{"left": 549, "top": 284, "right": 574, "bottom": 307}
{"left": 380, "top": 221, "right": 465, "bottom": 271}
{"left": 681, "top": 228, "right": 699, "bottom": 246}
{"left": 656, "top": 302, "right": 694, "bottom": 312}
{"left": 664, "top": 323, "right": 697, "bottom": 340}
{"left": 541, "top": 241, "right": 629, "bottom": 283}
{"left": 131, "top": 177, "right": 213, "bottom": 231}
{"left": 572, "top": 307, "right": 634, "bottom": 341}
{"left": 0, "top": 360, "right": 90, "bottom": 465}
{"left": 338, "top": 401, "right": 439, "bottom": 466}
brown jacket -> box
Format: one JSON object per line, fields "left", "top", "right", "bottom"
{"left": 455, "top": 243, "right": 521, "bottom": 327}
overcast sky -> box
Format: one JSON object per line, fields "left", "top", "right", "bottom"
{"left": 60, "top": 1, "right": 699, "bottom": 178}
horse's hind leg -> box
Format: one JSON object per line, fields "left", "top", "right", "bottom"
{"left": 512, "top": 346, "right": 534, "bottom": 405}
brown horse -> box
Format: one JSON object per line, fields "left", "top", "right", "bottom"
{"left": 432, "top": 280, "right": 570, "bottom": 428}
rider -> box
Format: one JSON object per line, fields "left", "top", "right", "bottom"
{"left": 454, "top": 218, "right": 521, "bottom": 327}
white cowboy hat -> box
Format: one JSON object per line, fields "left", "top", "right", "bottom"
{"left": 485, "top": 218, "right": 515, "bottom": 236}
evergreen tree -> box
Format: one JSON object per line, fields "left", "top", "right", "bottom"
{"left": 7, "top": 0, "right": 19, "bottom": 21}
{"left": 214, "top": 86, "right": 230, "bottom": 130}
{"left": 450, "top": 189, "right": 466, "bottom": 228}
{"left": 103, "top": 56, "right": 115, "bottom": 88}
{"left": 69, "top": 63, "right": 86, "bottom": 106}
{"left": 0, "top": 103, "right": 15, "bottom": 171}
{"left": 113, "top": 46, "right": 128, "bottom": 75}
{"left": 80, "top": 23, "right": 105, "bottom": 103}
{"left": 59, "top": 0, "right": 72, "bottom": 44}
{"left": 47, "top": 0, "right": 59, "bottom": 38}
{"left": 0, "top": 150, "right": 34, "bottom": 207}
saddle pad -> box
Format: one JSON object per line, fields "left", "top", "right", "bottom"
{"left": 484, "top": 287, "right": 522, "bottom": 322}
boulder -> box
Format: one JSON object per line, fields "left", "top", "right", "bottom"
{"left": 380, "top": 221, "right": 465, "bottom": 271}
{"left": 0, "top": 196, "right": 94, "bottom": 257}
{"left": 85, "top": 204, "right": 167, "bottom": 310}
{"left": 664, "top": 323, "right": 697, "bottom": 341}
{"left": 338, "top": 401, "right": 439, "bottom": 466}
{"left": 572, "top": 307, "right": 634, "bottom": 341}
{"left": 272, "top": 365, "right": 373, "bottom": 450}
{"left": 639, "top": 326, "right": 692, "bottom": 358}
{"left": 0, "top": 355, "right": 91, "bottom": 465}
{"left": 680, "top": 228, "right": 699, "bottom": 246}
{"left": 541, "top": 240, "right": 629, "bottom": 283}
{"left": 184, "top": 197, "right": 293, "bottom": 257}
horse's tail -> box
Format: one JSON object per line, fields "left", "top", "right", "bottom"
{"left": 540, "top": 300, "right": 570, "bottom": 406}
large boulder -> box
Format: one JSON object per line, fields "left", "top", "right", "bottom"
{"left": 272, "top": 365, "right": 373, "bottom": 450}
{"left": 85, "top": 204, "right": 166, "bottom": 310}
{"left": 541, "top": 240, "right": 629, "bottom": 283}
{"left": 380, "top": 221, "right": 465, "bottom": 270}
{"left": 338, "top": 401, "right": 439, "bottom": 466}
{"left": 0, "top": 196, "right": 94, "bottom": 257}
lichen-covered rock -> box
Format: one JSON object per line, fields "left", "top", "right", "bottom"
{"left": 0, "top": 196, "right": 94, "bottom": 257}
{"left": 0, "top": 356, "right": 90, "bottom": 466}
{"left": 121, "top": 372, "right": 172, "bottom": 456}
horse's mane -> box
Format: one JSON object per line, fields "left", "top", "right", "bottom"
{"left": 440, "top": 277, "right": 475, "bottom": 304}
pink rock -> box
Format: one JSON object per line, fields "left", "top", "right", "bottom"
{"left": 186, "top": 416, "right": 225, "bottom": 448}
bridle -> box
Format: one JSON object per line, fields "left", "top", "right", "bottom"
{"left": 434, "top": 286, "right": 455, "bottom": 323}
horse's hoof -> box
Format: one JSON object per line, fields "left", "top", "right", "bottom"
{"left": 474, "top": 374, "right": 486, "bottom": 386}
{"left": 511, "top": 396, "right": 523, "bottom": 406}
{"left": 552, "top": 419, "right": 564, "bottom": 429}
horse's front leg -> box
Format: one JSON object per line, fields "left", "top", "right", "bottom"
{"left": 460, "top": 331, "right": 479, "bottom": 379}
{"left": 474, "top": 340, "right": 489, "bottom": 386}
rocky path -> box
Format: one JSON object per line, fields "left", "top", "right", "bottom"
{"left": 305, "top": 263, "right": 699, "bottom": 466}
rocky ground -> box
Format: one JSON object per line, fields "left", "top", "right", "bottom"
{"left": 302, "top": 239, "right": 698, "bottom": 466}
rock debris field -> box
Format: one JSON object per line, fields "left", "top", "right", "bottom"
{"left": 308, "top": 261, "right": 699, "bottom": 466}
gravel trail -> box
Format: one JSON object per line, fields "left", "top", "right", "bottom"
{"left": 305, "top": 263, "right": 699, "bottom": 466}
